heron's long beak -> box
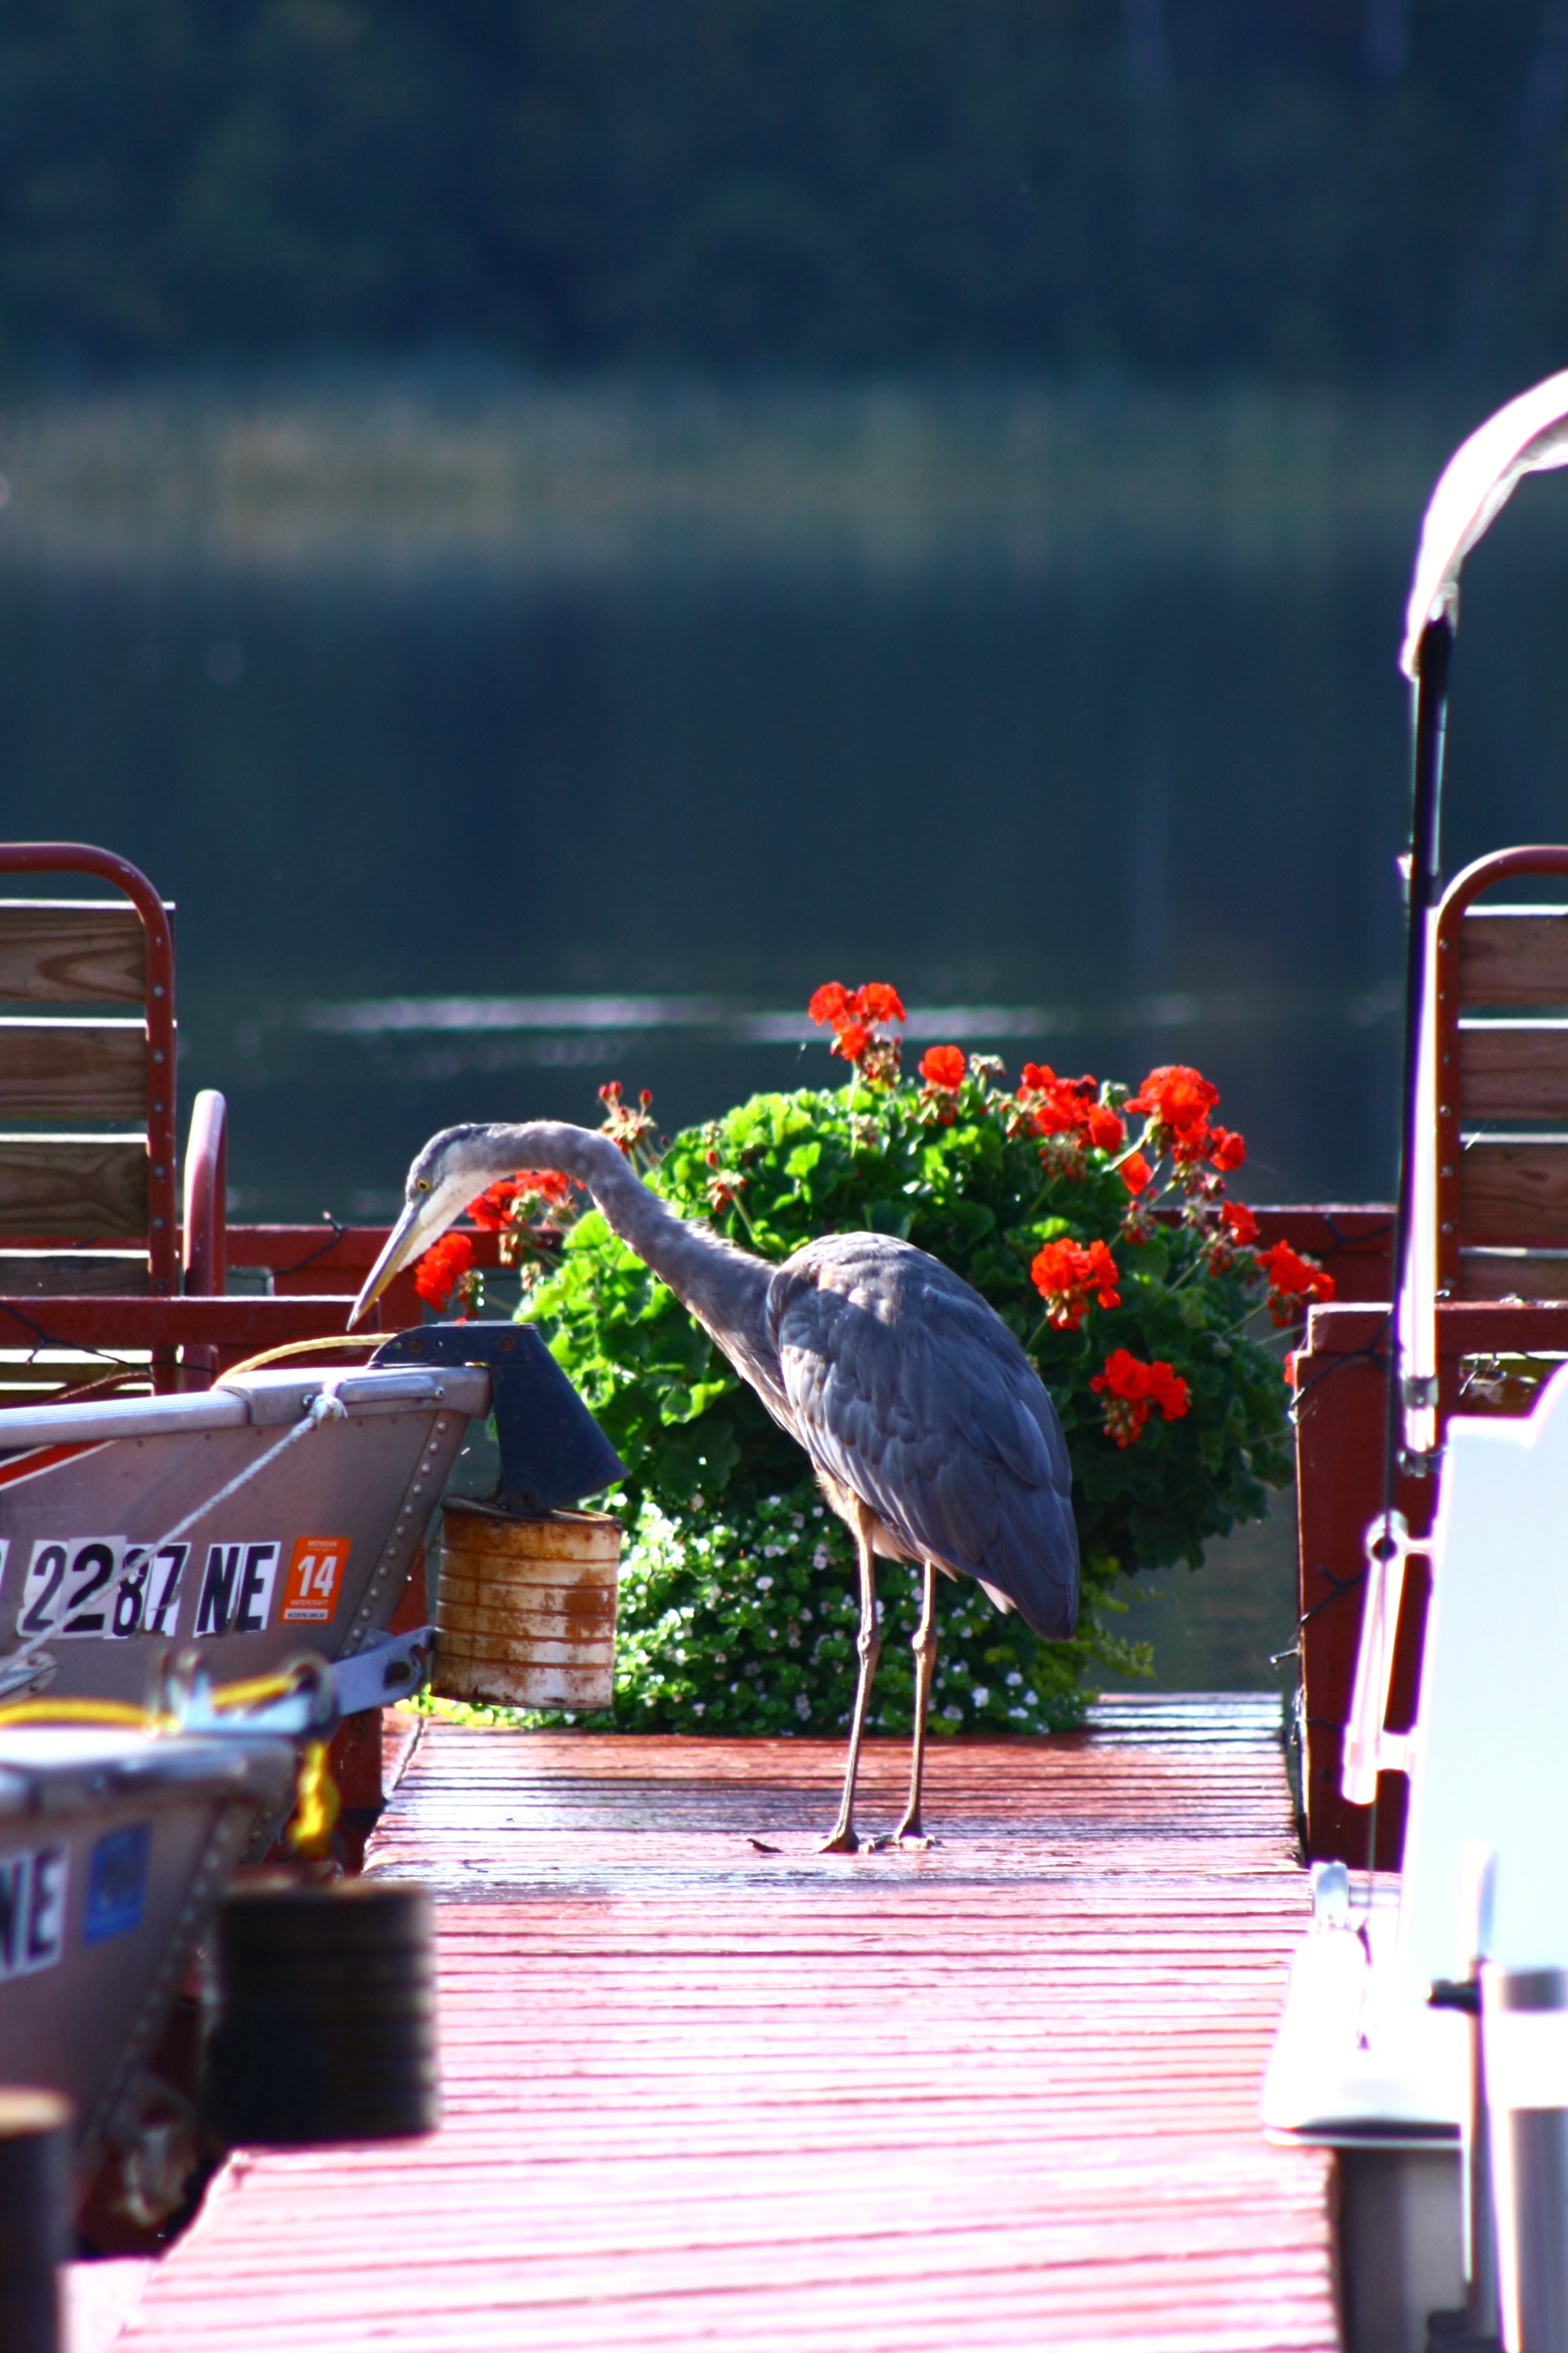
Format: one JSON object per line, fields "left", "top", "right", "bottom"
{"left": 348, "top": 1195, "right": 445, "bottom": 1329}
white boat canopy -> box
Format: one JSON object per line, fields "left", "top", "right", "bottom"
{"left": 1401, "top": 367, "right": 1568, "bottom": 677}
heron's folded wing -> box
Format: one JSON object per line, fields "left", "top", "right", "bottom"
{"left": 771, "top": 1255, "right": 1078, "bottom": 1639}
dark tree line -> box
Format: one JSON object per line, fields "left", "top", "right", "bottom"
{"left": 0, "top": 0, "right": 1563, "bottom": 382}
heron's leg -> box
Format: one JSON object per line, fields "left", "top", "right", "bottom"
{"left": 819, "top": 1505, "right": 881, "bottom": 1855}
{"left": 893, "top": 1558, "right": 939, "bottom": 1848}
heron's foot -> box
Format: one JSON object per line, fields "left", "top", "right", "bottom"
{"left": 817, "top": 1823, "right": 860, "bottom": 1855}
{"left": 895, "top": 1830, "right": 934, "bottom": 1851}
{"left": 746, "top": 1836, "right": 782, "bottom": 1855}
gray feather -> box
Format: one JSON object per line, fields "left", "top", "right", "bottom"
{"left": 768, "top": 1233, "right": 1078, "bottom": 1640}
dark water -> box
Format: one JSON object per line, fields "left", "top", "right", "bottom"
{"left": 7, "top": 466, "right": 1568, "bottom": 1687}
{"left": 9, "top": 494, "right": 1568, "bottom": 1224}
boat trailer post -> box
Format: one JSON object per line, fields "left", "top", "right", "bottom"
{"left": 1385, "top": 609, "right": 1452, "bottom": 1496}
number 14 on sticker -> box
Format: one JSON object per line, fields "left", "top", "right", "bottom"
{"left": 279, "top": 1538, "right": 350, "bottom": 1625}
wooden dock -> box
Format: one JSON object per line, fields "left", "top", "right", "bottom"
{"left": 77, "top": 1695, "right": 1340, "bottom": 2352}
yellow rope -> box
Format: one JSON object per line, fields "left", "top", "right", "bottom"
{"left": 220, "top": 1331, "right": 385, "bottom": 1383}
{"left": 0, "top": 1659, "right": 314, "bottom": 1728}
{"left": 286, "top": 1738, "right": 341, "bottom": 1855}
{"left": 0, "top": 1697, "right": 162, "bottom": 1730}
{"left": 202, "top": 1665, "right": 312, "bottom": 1712}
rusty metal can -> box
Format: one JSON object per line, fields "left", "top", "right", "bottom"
{"left": 433, "top": 1498, "right": 619, "bottom": 1711}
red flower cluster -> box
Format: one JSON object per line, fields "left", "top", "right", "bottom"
{"left": 808, "top": 982, "right": 906, "bottom": 1074}
{"left": 1090, "top": 1348, "right": 1191, "bottom": 1447}
{"left": 918, "top": 1044, "right": 967, "bottom": 1091}
{"left": 1258, "top": 1239, "right": 1335, "bottom": 1327}
{"left": 414, "top": 1231, "right": 476, "bottom": 1315}
{"left": 1126, "top": 1064, "right": 1244, "bottom": 1173}
{"left": 1030, "top": 1237, "right": 1121, "bottom": 1330}
{"left": 465, "top": 1169, "right": 578, "bottom": 1231}
{"left": 1018, "top": 1063, "right": 1126, "bottom": 1152}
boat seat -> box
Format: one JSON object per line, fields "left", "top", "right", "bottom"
{"left": 0, "top": 844, "right": 227, "bottom": 1398}
{"left": 1436, "top": 845, "right": 1568, "bottom": 1301}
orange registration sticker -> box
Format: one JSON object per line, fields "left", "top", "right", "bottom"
{"left": 279, "top": 1537, "right": 350, "bottom": 1625}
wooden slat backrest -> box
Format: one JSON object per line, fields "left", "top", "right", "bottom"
{"left": 0, "top": 1020, "right": 148, "bottom": 1121}
{"left": 1456, "top": 906, "right": 1568, "bottom": 1006}
{"left": 0, "top": 1137, "right": 149, "bottom": 1241}
{"left": 0, "top": 847, "right": 177, "bottom": 1302}
{"left": 1436, "top": 852, "right": 1568, "bottom": 1297}
{"left": 0, "top": 903, "right": 145, "bottom": 1004}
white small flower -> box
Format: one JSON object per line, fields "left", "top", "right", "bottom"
{"left": 943, "top": 1704, "right": 963, "bottom": 1722}
{"left": 972, "top": 1687, "right": 990, "bottom": 1707}
{"left": 1005, "top": 1671, "right": 1023, "bottom": 1688}
{"left": 757, "top": 1573, "right": 774, "bottom": 1590}
{"left": 812, "top": 1547, "right": 831, "bottom": 1570}
{"left": 1024, "top": 1690, "right": 1037, "bottom": 1705}
{"left": 692, "top": 1702, "right": 705, "bottom": 1716}
{"left": 794, "top": 1693, "right": 811, "bottom": 1720}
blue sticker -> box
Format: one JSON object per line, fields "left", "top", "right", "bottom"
{"left": 83, "top": 1822, "right": 151, "bottom": 1946}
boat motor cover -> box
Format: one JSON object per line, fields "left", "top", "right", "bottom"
{"left": 374, "top": 1322, "right": 625, "bottom": 1514}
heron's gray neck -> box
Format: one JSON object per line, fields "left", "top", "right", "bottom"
{"left": 481, "top": 1122, "right": 779, "bottom": 1393}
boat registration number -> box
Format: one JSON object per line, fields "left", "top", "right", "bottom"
{"left": 0, "top": 1842, "right": 66, "bottom": 1979}
{"left": 0, "top": 1533, "right": 341, "bottom": 1640}
{"left": 4, "top": 1537, "right": 191, "bottom": 1640}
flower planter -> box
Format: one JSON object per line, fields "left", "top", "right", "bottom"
{"left": 433, "top": 1498, "right": 620, "bottom": 1711}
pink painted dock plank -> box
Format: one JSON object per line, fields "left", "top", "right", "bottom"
{"left": 103, "top": 1695, "right": 1338, "bottom": 2352}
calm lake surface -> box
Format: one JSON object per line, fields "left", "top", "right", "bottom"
{"left": 6, "top": 383, "right": 1568, "bottom": 1689}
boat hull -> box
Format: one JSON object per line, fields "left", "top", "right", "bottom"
{"left": 0, "top": 1365, "right": 489, "bottom": 1707}
{"left": 0, "top": 1727, "right": 294, "bottom": 2187}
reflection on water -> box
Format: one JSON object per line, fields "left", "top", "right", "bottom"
{"left": 5, "top": 383, "right": 1568, "bottom": 1684}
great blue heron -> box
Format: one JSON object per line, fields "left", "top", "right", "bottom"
{"left": 352, "top": 1120, "right": 1079, "bottom": 1851}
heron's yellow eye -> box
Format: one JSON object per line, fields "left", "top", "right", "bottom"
{"left": 414, "top": 1179, "right": 432, "bottom": 1195}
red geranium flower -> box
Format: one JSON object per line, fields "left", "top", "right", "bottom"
{"left": 919, "top": 1044, "right": 966, "bottom": 1090}
{"left": 466, "top": 1177, "right": 522, "bottom": 1231}
{"left": 808, "top": 982, "right": 853, "bottom": 1029}
{"left": 1257, "top": 1239, "right": 1336, "bottom": 1327}
{"left": 1030, "top": 1237, "right": 1121, "bottom": 1330}
{"left": 856, "top": 982, "right": 906, "bottom": 1025}
{"left": 1085, "top": 1104, "right": 1125, "bottom": 1152}
{"left": 1220, "top": 1200, "right": 1259, "bottom": 1246}
{"left": 414, "top": 1231, "right": 476, "bottom": 1315}
{"left": 468, "top": 1169, "right": 580, "bottom": 1228}
{"left": 1209, "top": 1126, "right": 1245, "bottom": 1173}
{"left": 1089, "top": 1347, "right": 1190, "bottom": 1446}
{"left": 1119, "top": 1150, "right": 1152, "bottom": 1196}
{"left": 808, "top": 982, "right": 906, "bottom": 1079}
{"left": 1128, "top": 1064, "right": 1218, "bottom": 1136}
